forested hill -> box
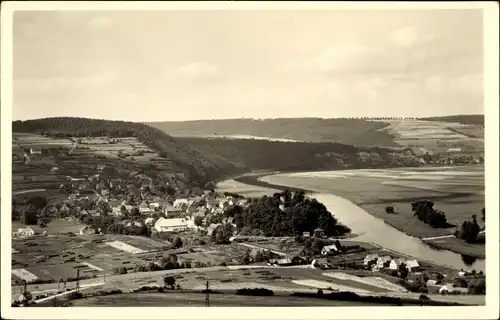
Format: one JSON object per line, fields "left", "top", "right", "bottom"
{"left": 12, "top": 117, "right": 242, "bottom": 184}
{"left": 13, "top": 117, "right": 424, "bottom": 185}
{"left": 418, "top": 115, "right": 484, "bottom": 126}
{"left": 148, "top": 118, "right": 399, "bottom": 147}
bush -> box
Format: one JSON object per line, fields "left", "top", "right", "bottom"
{"left": 236, "top": 288, "right": 274, "bottom": 296}
{"left": 385, "top": 206, "right": 395, "bottom": 214}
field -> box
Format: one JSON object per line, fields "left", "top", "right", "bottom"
{"left": 259, "top": 165, "right": 485, "bottom": 258}
{"left": 150, "top": 117, "right": 484, "bottom": 155}
{"left": 11, "top": 233, "right": 252, "bottom": 285}
{"left": 22, "top": 265, "right": 484, "bottom": 306}
{"left": 374, "top": 119, "right": 484, "bottom": 155}
{"left": 69, "top": 292, "right": 381, "bottom": 307}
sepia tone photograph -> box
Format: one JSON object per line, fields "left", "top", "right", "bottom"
{"left": 1, "top": 1, "right": 498, "bottom": 319}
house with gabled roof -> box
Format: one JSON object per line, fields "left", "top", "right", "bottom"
{"left": 376, "top": 256, "right": 392, "bottom": 269}
{"left": 389, "top": 258, "right": 406, "bottom": 270}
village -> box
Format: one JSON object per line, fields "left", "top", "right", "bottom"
{"left": 11, "top": 159, "right": 484, "bottom": 308}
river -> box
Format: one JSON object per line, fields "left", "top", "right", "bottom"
{"left": 216, "top": 175, "right": 485, "bottom": 272}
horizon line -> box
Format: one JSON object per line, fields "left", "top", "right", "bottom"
{"left": 11, "top": 114, "right": 485, "bottom": 123}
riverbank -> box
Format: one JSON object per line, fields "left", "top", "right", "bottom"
{"left": 234, "top": 173, "right": 485, "bottom": 261}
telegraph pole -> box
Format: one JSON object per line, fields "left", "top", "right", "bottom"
{"left": 76, "top": 268, "right": 80, "bottom": 295}
{"left": 205, "top": 280, "right": 210, "bottom": 307}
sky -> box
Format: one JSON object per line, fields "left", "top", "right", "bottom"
{"left": 13, "top": 9, "right": 484, "bottom": 121}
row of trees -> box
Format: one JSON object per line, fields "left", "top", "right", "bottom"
{"left": 455, "top": 212, "right": 484, "bottom": 244}
{"left": 411, "top": 200, "right": 449, "bottom": 228}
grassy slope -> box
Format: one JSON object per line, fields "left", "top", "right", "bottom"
{"left": 148, "top": 118, "right": 399, "bottom": 147}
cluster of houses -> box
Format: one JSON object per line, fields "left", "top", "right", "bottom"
{"left": 12, "top": 226, "right": 46, "bottom": 238}
{"left": 363, "top": 253, "right": 421, "bottom": 273}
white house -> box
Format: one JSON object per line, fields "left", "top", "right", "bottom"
{"left": 405, "top": 259, "right": 420, "bottom": 271}
{"left": 376, "top": 256, "right": 392, "bottom": 269}
{"left": 364, "top": 254, "right": 380, "bottom": 265}
{"left": 389, "top": 258, "right": 406, "bottom": 270}
{"left": 145, "top": 217, "right": 156, "bottom": 226}
{"left": 458, "top": 270, "right": 466, "bottom": 277}
{"left": 174, "top": 198, "right": 190, "bottom": 208}
{"left": 164, "top": 206, "right": 184, "bottom": 217}
{"left": 13, "top": 227, "right": 36, "bottom": 238}
{"left": 79, "top": 226, "right": 96, "bottom": 235}
{"left": 140, "top": 207, "right": 153, "bottom": 214}
{"left": 154, "top": 217, "right": 190, "bottom": 233}
{"left": 149, "top": 202, "right": 160, "bottom": 209}
{"left": 438, "top": 283, "right": 455, "bottom": 294}
{"left": 426, "top": 279, "right": 438, "bottom": 286}
{"left": 321, "top": 244, "right": 339, "bottom": 256}
{"left": 219, "top": 200, "right": 230, "bottom": 209}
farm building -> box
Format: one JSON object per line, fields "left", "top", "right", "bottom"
{"left": 80, "top": 226, "right": 96, "bottom": 235}
{"left": 154, "top": 217, "right": 190, "bottom": 233}
{"left": 376, "top": 256, "right": 392, "bottom": 269}
{"left": 405, "top": 259, "right": 420, "bottom": 271}
{"left": 426, "top": 279, "right": 437, "bottom": 286}
{"left": 174, "top": 198, "right": 190, "bottom": 207}
{"left": 439, "top": 284, "right": 468, "bottom": 295}
{"left": 270, "top": 258, "right": 293, "bottom": 266}
{"left": 145, "top": 217, "right": 156, "bottom": 226}
{"left": 389, "top": 258, "right": 406, "bottom": 270}
{"left": 219, "top": 200, "right": 230, "bottom": 209}
{"left": 164, "top": 206, "right": 184, "bottom": 217}
{"left": 362, "top": 253, "right": 379, "bottom": 264}
{"left": 139, "top": 204, "right": 153, "bottom": 214}
{"left": 313, "top": 228, "right": 325, "bottom": 238}
{"left": 447, "top": 148, "right": 462, "bottom": 153}
{"left": 12, "top": 227, "right": 38, "bottom": 238}
{"left": 311, "top": 258, "right": 330, "bottom": 269}
{"left": 321, "top": 244, "right": 339, "bottom": 256}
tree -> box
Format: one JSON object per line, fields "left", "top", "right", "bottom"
{"left": 28, "top": 196, "right": 47, "bottom": 210}
{"left": 398, "top": 263, "right": 409, "bottom": 279}
{"left": 481, "top": 208, "right": 485, "bottom": 221}
{"left": 130, "top": 207, "right": 140, "bottom": 217}
{"left": 211, "top": 223, "right": 235, "bottom": 244}
{"left": 21, "top": 204, "right": 38, "bottom": 225}
{"left": 163, "top": 276, "right": 176, "bottom": 290}
{"left": 173, "top": 236, "right": 183, "bottom": 249}
{"left": 194, "top": 216, "right": 204, "bottom": 227}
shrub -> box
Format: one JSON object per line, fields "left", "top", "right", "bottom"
{"left": 236, "top": 288, "right": 274, "bottom": 296}
{"left": 385, "top": 206, "right": 395, "bottom": 214}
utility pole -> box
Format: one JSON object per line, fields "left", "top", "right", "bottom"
{"left": 205, "top": 280, "right": 210, "bottom": 307}
{"left": 76, "top": 268, "right": 80, "bottom": 295}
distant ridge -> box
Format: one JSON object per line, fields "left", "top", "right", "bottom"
{"left": 418, "top": 115, "right": 484, "bottom": 126}
{"left": 149, "top": 118, "right": 398, "bottom": 147}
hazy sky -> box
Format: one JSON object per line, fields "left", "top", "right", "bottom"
{"left": 13, "top": 9, "right": 483, "bottom": 121}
